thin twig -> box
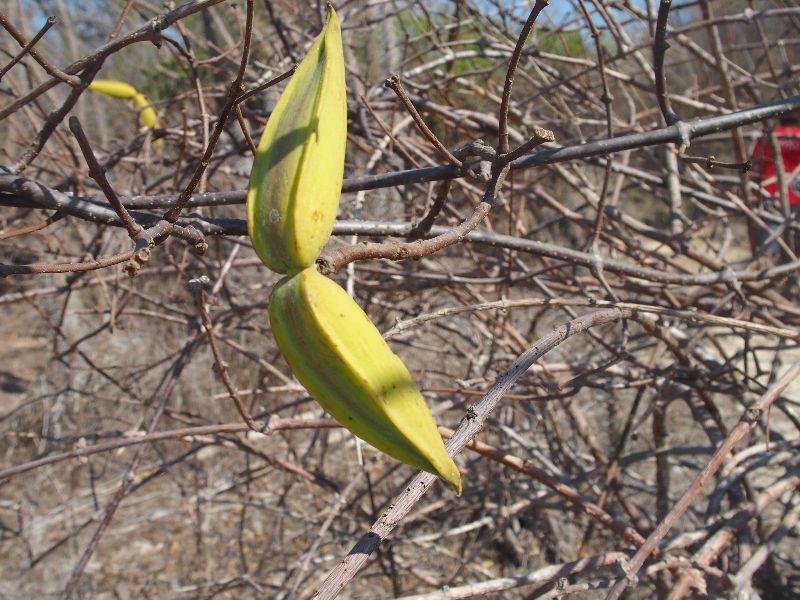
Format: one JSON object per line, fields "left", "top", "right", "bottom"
{"left": 108, "top": 0, "right": 136, "bottom": 39}
{"left": 193, "top": 281, "right": 261, "bottom": 432}
{"left": 497, "top": 126, "right": 555, "bottom": 165}
{"left": 654, "top": 0, "right": 680, "bottom": 125}
{"left": 385, "top": 74, "right": 464, "bottom": 169}
{"left": 60, "top": 337, "right": 200, "bottom": 598}
{"left": 69, "top": 116, "right": 144, "bottom": 239}
{"left": 0, "top": 15, "right": 63, "bottom": 83}
{"left": 317, "top": 201, "right": 491, "bottom": 274}
{"left": 439, "top": 427, "right": 646, "bottom": 547}
{"left": 162, "top": 0, "right": 255, "bottom": 223}
{"left": 235, "top": 65, "right": 297, "bottom": 105}
{"left": 0, "top": 12, "right": 80, "bottom": 86}
{"left": 383, "top": 297, "right": 799, "bottom": 341}
{"left": 0, "top": 250, "right": 134, "bottom": 277}
{"left": 11, "top": 62, "right": 104, "bottom": 173}
{"left": 578, "top": 0, "right": 615, "bottom": 251}
{"left": 679, "top": 153, "right": 751, "bottom": 172}
{"left": 0, "top": 417, "right": 341, "bottom": 482}
{"left": 3, "top": 96, "right": 797, "bottom": 211}
{"left": 497, "top": 0, "right": 550, "bottom": 154}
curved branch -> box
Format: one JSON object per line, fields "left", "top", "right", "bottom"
{"left": 0, "top": 250, "right": 134, "bottom": 276}
{"left": 654, "top": 0, "right": 681, "bottom": 125}
{"left": 498, "top": 0, "right": 551, "bottom": 153}
{"left": 317, "top": 202, "right": 491, "bottom": 274}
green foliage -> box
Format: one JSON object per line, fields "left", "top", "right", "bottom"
{"left": 393, "top": 6, "right": 587, "bottom": 79}
{"left": 136, "top": 55, "right": 187, "bottom": 101}
{"left": 537, "top": 28, "right": 586, "bottom": 58}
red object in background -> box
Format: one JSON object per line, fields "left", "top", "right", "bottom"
{"left": 751, "top": 125, "right": 800, "bottom": 205}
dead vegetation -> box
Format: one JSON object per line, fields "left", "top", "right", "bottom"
{"left": 1, "top": 0, "right": 800, "bottom": 598}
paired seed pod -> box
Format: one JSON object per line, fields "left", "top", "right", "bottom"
{"left": 246, "top": 5, "right": 347, "bottom": 274}
{"left": 269, "top": 267, "right": 461, "bottom": 493}
{"left": 247, "top": 6, "right": 461, "bottom": 492}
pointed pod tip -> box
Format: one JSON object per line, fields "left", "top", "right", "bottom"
{"left": 324, "top": 2, "right": 337, "bottom": 23}
{"left": 325, "top": 3, "right": 340, "bottom": 29}
{"left": 325, "top": 2, "right": 341, "bottom": 30}
{"left": 439, "top": 461, "right": 462, "bottom": 496}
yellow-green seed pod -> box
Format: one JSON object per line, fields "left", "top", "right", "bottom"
{"left": 246, "top": 5, "right": 347, "bottom": 274}
{"left": 269, "top": 267, "right": 462, "bottom": 493}
{"left": 89, "top": 79, "right": 138, "bottom": 99}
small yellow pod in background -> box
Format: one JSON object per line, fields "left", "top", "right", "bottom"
{"left": 132, "top": 93, "right": 160, "bottom": 130}
{"left": 88, "top": 79, "right": 138, "bottom": 99}
{"left": 246, "top": 5, "right": 347, "bottom": 274}
{"left": 89, "top": 79, "right": 161, "bottom": 141}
